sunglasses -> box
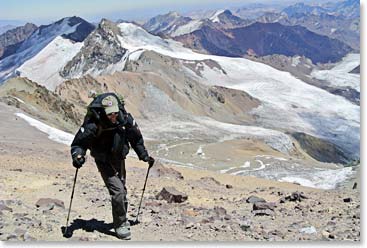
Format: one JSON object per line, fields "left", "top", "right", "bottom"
{"left": 107, "top": 112, "right": 119, "bottom": 116}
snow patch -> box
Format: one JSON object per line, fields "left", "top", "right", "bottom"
{"left": 171, "top": 19, "right": 203, "bottom": 37}
{"left": 15, "top": 112, "right": 74, "bottom": 145}
{"left": 279, "top": 166, "right": 354, "bottom": 190}
{"left": 209, "top": 10, "right": 225, "bottom": 23}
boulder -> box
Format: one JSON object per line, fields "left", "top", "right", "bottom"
{"left": 35, "top": 198, "right": 65, "bottom": 209}
{"left": 246, "top": 195, "right": 266, "bottom": 204}
{"left": 281, "top": 192, "right": 308, "bottom": 202}
{"left": 156, "top": 187, "right": 188, "bottom": 203}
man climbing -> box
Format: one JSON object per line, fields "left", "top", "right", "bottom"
{"left": 70, "top": 92, "right": 154, "bottom": 240}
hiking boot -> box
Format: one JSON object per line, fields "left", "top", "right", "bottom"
{"left": 115, "top": 221, "right": 131, "bottom": 240}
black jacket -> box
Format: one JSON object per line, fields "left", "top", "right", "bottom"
{"left": 71, "top": 110, "right": 149, "bottom": 162}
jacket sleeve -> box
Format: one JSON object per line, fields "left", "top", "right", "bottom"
{"left": 125, "top": 113, "right": 149, "bottom": 160}
{"left": 70, "top": 120, "right": 98, "bottom": 158}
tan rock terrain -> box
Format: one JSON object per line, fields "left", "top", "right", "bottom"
{"left": 0, "top": 102, "right": 360, "bottom": 241}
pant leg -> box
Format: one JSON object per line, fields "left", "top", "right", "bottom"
{"left": 95, "top": 159, "right": 128, "bottom": 228}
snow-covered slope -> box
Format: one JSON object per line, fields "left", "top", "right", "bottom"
{"left": 311, "top": 53, "right": 360, "bottom": 91}
{"left": 115, "top": 23, "right": 359, "bottom": 157}
{"left": 17, "top": 36, "right": 83, "bottom": 90}
{"left": 0, "top": 17, "right": 91, "bottom": 85}
{"left": 209, "top": 10, "right": 225, "bottom": 23}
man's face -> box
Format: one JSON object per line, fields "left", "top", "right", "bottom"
{"left": 107, "top": 112, "right": 119, "bottom": 124}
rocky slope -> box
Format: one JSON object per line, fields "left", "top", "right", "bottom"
{"left": 0, "top": 102, "right": 360, "bottom": 241}
{"left": 175, "top": 21, "right": 352, "bottom": 64}
{"left": 0, "top": 77, "right": 80, "bottom": 132}
{"left": 0, "top": 23, "right": 37, "bottom": 59}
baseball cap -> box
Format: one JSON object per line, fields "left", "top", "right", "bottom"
{"left": 102, "top": 95, "right": 119, "bottom": 115}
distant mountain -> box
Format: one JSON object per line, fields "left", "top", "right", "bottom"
{"left": 282, "top": 3, "right": 328, "bottom": 18}
{"left": 143, "top": 11, "right": 194, "bottom": 37}
{"left": 0, "top": 25, "right": 17, "bottom": 35}
{"left": 0, "top": 23, "right": 37, "bottom": 59}
{"left": 0, "top": 16, "right": 95, "bottom": 85}
{"left": 175, "top": 22, "right": 352, "bottom": 63}
{"left": 323, "top": 0, "right": 360, "bottom": 18}
{"left": 256, "top": 0, "right": 360, "bottom": 50}
{"left": 232, "top": 3, "right": 284, "bottom": 19}
{"left": 208, "top": 10, "right": 252, "bottom": 29}
{"left": 144, "top": 10, "right": 252, "bottom": 38}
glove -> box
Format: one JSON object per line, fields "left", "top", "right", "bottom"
{"left": 73, "top": 155, "right": 85, "bottom": 169}
{"left": 143, "top": 156, "right": 155, "bottom": 168}
{"left": 71, "top": 147, "right": 86, "bottom": 169}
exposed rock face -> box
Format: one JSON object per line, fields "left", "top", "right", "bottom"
{"left": 61, "top": 16, "right": 95, "bottom": 42}
{"left": 0, "top": 77, "right": 81, "bottom": 132}
{"left": 0, "top": 23, "right": 37, "bottom": 59}
{"left": 291, "top": 132, "right": 351, "bottom": 164}
{"left": 61, "top": 19, "right": 127, "bottom": 78}
{"left": 349, "top": 65, "right": 360, "bottom": 74}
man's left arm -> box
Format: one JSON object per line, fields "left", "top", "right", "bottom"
{"left": 125, "top": 113, "right": 150, "bottom": 161}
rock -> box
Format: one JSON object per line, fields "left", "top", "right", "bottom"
{"left": 199, "top": 177, "right": 222, "bottom": 187}
{"left": 283, "top": 192, "right": 308, "bottom": 202}
{"left": 35, "top": 198, "right": 65, "bottom": 209}
{"left": 238, "top": 219, "right": 251, "bottom": 231}
{"left": 352, "top": 182, "right": 357, "bottom": 189}
{"left": 300, "top": 226, "right": 317, "bottom": 234}
{"left": 322, "top": 230, "right": 330, "bottom": 239}
{"left": 246, "top": 196, "right": 266, "bottom": 204}
{"left": 6, "top": 234, "right": 18, "bottom": 240}
{"left": 23, "top": 232, "right": 36, "bottom": 241}
{"left": 0, "top": 203, "right": 12, "bottom": 212}
{"left": 183, "top": 209, "right": 199, "bottom": 217}
{"left": 156, "top": 187, "right": 188, "bottom": 203}
{"left": 14, "top": 228, "right": 27, "bottom": 236}
{"left": 343, "top": 198, "right": 352, "bottom": 203}
{"left": 213, "top": 206, "right": 227, "bottom": 216}
{"left": 253, "top": 202, "right": 276, "bottom": 211}
{"left": 79, "top": 236, "right": 90, "bottom": 241}
{"left": 224, "top": 214, "right": 231, "bottom": 220}
{"left": 150, "top": 163, "right": 184, "bottom": 180}
{"left": 253, "top": 209, "right": 275, "bottom": 216}
{"left": 185, "top": 222, "right": 195, "bottom": 229}
{"left": 225, "top": 184, "right": 233, "bottom": 189}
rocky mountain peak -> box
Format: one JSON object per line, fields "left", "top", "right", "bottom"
{"left": 60, "top": 19, "right": 127, "bottom": 79}
{"left": 0, "top": 22, "right": 37, "bottom": 59}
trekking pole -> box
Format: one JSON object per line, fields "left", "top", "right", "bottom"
{"left": 135, "top": 164, "right": 152, "bottom": 224}
{"left": 64, "top": 168, "right": 79, "bottom": 236}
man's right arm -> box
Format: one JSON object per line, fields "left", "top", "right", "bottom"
{"left": 70, "top": 122, "right": 98, "bottom": 168}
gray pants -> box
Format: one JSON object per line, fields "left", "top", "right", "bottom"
{"left": 95, "top": 158, "right": 128, "bottom": 228}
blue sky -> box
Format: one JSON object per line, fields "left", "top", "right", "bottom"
{"left": 0, "top": 0, "right": 330, "bottom": 24}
